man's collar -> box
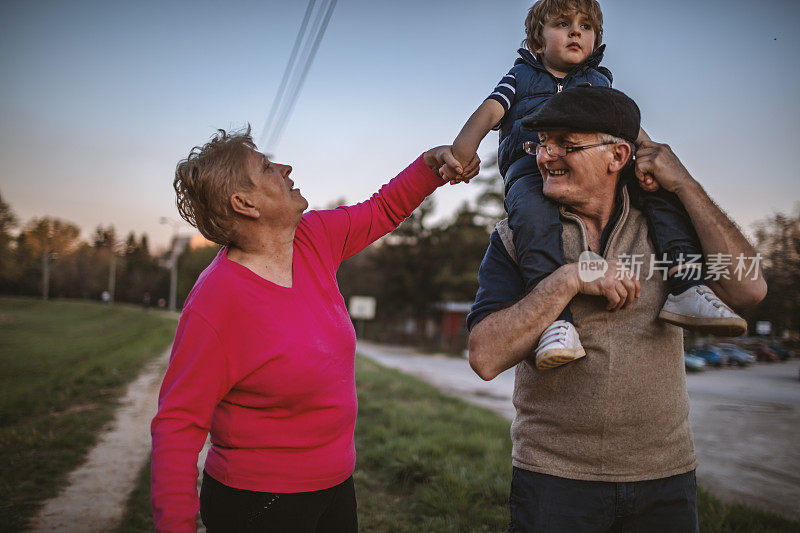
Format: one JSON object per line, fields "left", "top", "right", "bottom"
{"left": 558, "top": 177, "right": 629, "bottom": 255}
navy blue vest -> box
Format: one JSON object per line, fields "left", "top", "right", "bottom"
{"left": 498, "top": 45, "right": 612, "bottom": 178}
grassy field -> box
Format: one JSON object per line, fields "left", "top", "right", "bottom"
{"left": 696, "top": 487, "right": 800, "bottom": 533}
{"left": 0, "top": 297, "right": 177, "bottom": 531}
{"left": 119, "top": 355, "right": 800, "bottom": 532}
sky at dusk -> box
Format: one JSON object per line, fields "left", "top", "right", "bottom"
{"left": 1, "top": 0, "right": 798, "bottom": 250}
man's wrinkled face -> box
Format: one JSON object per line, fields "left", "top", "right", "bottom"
{"left": 537, "top": 131, "right": 610, "bottom": 206}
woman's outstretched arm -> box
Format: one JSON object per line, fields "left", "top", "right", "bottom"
{"left": 310, "top": 147, "right": 479, "bottom": 266}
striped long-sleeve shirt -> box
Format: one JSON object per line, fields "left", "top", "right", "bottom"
{"left": 485, "top": 69, "right": 565, "bottom": 129}
{"left": 486, "top": 70, "right": 517, "bottom": 114}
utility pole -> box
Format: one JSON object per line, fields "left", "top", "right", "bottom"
{"left": 108, "top": 252, "right": 117, "bottom": 304}
{"left": 41, "top": 247, "right": 50, "bottom": 300}
{"left": 160, "top": 217, "right": 185, "bottom": 312}
{"left": 169, "top": 250, "right": 178, "bottom": 311}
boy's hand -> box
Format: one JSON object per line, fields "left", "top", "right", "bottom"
{"left": 440, "top": 147, "right": 478, "bottom": 184}
{"left": 441, "top": 154, "right": 481, "bottom": 184}
{"left": 634, "top": 141, "right": 695, "bottom": 194}
{"left": 634, "top": 157, "right": 660, "bottom": 192}
{"left": 634, "top": 126, "right": 659, "bottom": 192}
{"left": 423, "top": 146, "right": 480, "bottom": 183}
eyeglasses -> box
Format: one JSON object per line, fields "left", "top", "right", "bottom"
{"left": 522, "top": 140, "right": 617, "bottom": 158}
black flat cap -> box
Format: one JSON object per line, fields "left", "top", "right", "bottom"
{"left": 521, "top": 86, "right": 640, "bottom": 143}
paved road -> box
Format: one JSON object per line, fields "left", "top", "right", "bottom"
{"left": 357, "top": 341, "right": 800, "bottom": 521}
{"left": 686, "top": 360, "right": 800, "bottom": 521}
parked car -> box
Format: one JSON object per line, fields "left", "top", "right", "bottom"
{"left": 769, "top": 344, "right": 793, "bottom": 361}
{"left": 690, "top": 346, "right": 727, "bottom": 367}
{"left": 716, "top": 343, "right": 756, "bottom": 367}
{"left": 755, "top": 344, "right": 778, "bottom": 362}
{"left": 684, "top": 352, "right": 707, "bottom": 372}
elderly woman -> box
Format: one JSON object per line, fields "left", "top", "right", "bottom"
{"left": 150, "top": 128, "right": 477, "bottom": 532}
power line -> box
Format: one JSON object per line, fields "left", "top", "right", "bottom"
{"left": 260, "top": 0, "right": 337, "bottom": 154}
{"left": 264, "top": 0, "right": 334, "bottom": 152}
{"left": 258, "top": 0, "right": 317, "bottom": 150}
{"left": 267, "top": 0, "right": 337, "bottom": 152}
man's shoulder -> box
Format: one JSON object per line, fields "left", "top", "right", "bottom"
{"left": 494, "top": 219, "right": 517, "bottom": 263}
{"left": 467, "top": 229, "right": 525, "bottom": 331}
{"left": 487, "top": 225, "right": 518, "bottom": 265}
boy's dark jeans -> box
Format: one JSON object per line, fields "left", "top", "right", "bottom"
{"left": 504, "top": 156, "right": 703, "bottom": 321}
{"left": 508, "top": 467, "right": 699, "bottom": 533}
{"left": 200, "top": 470, "right": 357, "bottom": 533}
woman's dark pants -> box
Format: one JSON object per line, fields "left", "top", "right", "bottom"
{"left": 200, "top": 471, "right": 357, "bottom": 533}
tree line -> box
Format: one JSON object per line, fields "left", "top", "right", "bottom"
{"left": 0, "top": 200, "right": 170, "bottom": 305}
{"left": 1, "top": 160, "right": 797, "bottom": 340}
{"left": 0, "top": 159, "right": 504, "bottom": 333}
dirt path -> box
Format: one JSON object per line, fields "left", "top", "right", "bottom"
{"left": 29, "top": 347, "right": 172, "bottom": 532}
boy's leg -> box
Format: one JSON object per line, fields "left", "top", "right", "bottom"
{"left": 505, "top": 157, "right": 571, "bottom": 322}
{"left": 623, "top": 173, "right": 703, "bottom": 295}
{"left": 624, "top": 171, "right": 747, "bottom": 336}
{"left": 505, "top": 156, "right": 584, "bottom": 369}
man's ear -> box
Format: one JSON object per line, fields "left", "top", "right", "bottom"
{"left": 608, "top": 143, "right": 632, "bottom": 173}
{"left": 230, "top": 192, "right": 260, "bottom": 219}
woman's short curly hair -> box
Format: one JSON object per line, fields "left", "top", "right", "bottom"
{"left": 173, "top": 126, "right": 257, "bottom": 246}
{"left": 523, "top": 0, "right": 604, "bottom": 54}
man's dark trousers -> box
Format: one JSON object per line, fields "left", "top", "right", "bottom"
{"left": 508, "top": 467, "right": 699, "bottom": 532}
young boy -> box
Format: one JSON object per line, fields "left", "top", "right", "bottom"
{"left": 449, "top": 0, "right": 746, "bottom": 369}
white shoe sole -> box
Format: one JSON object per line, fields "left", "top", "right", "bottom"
{"left": 658, "top": 309, "right": 747, "bottom": 337}
{"left": 535, "top": 347, "right": 586, "bottom": 370}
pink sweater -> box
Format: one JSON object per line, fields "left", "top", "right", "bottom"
{"left": 150, "top": 156, "right": 442, "bottom": 532}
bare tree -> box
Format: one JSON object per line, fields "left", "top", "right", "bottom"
{"left": 751, "top": 205, "right": 800, "bottom": 333}
{"left": 0, "top": 192, "right": 18, "bottom": 287}
{"left": 20, "top": 218, "right": 81, "bottom": 299}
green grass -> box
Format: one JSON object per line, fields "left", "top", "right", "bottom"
{"left": 116, "top": 457, "right": 157, "bottom": 533}
{"left": 697, "top": 487, "right": 800, "bottom": 533}
{"left": 117, "top": 354, "right": 800, "bottom": 532}
{"left": 117, "top": 355, "right": 513, "bottom": 532}
{"left": 353, "top": 356, "right": 511, "bottom": 531}
{"left": 0, "top": 297, "right": 177, "bottom": 531}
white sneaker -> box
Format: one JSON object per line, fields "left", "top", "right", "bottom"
{"left": 659, "top": 284, "right": 747, "bottom": 337}
{"left": 535, "top": 320, "right": 586, "bottom": 370}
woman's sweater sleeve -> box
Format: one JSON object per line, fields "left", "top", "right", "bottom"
{"left": 313, "top": 154, "right": 444, "bottom": 266}
{"left": 150, "top": 310, "right": 233, "bottom": 533}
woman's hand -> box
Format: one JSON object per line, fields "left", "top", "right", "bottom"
{"left": 423, "top": 145, "right": 480, "bottom": 184}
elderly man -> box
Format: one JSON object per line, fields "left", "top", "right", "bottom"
{"left": 466, "top": 87, "right": 766, "bottom": 532}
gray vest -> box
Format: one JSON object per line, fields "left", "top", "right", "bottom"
{"left": 497, "top": 188, "right": 696, "bottom": 481}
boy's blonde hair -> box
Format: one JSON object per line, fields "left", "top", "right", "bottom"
{"left": 523, "top": 0, "right": 604, "bottom": 54}
{"left": 174, "top": 127, "right": 257, "bottom": 246}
